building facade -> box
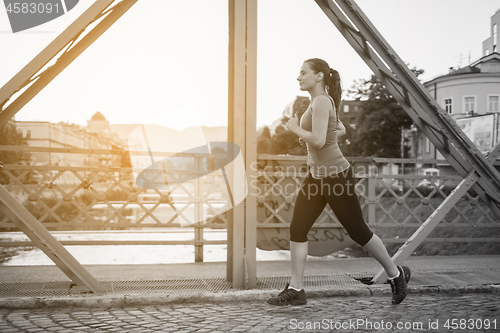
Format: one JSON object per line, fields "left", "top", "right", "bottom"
{"left": 483, "top": 9, "right": 499, "bottom": 55}
{"left": 408, "top": 9, "right": 500, "bottom": 161}
{"left": 15, "top": 112, "right": 126, "bottom": 185}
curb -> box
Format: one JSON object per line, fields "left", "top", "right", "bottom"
{"left": 0, "top": 284, "right": 498, "bottom": 309}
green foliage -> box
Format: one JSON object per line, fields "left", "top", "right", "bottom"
{"left": 292, "top": 96, "right": 310, "bottom": 119}
{"left": 120, "top": 151, "right": 132, "bottom": 168}
{"left": 105, "top": 188, "right": 131, "bottom": 201}
{"left": 23, "top": 193, "right": 73, "bottom": 222}
{"left": 257, "top": 96, "right": 309, "bottom": 156}
{"left": 19, "top": 188, "right": 134, "bottom": 230}
{"left": 257, "top": 126, "right": 272, "bottom": 154}
{"left": 0, "top": 247, "right": 35, "bottom": 264}
{"left": 270, "top": 124, "right": 306, "bottom": 155}
{"left": 343, "top": 67, "right": 423, "bottom": 157}
{"left": 0, "top": 122, "right": 30, "bottom": 162}
{"left": 0, "top": 122, "right": 31, "bottom": 184}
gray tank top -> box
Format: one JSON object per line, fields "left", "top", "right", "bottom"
{"left": 300, "top": 95, "right": 350, "bottom": 178}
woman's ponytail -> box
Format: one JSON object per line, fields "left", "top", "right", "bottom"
{"left": 304, "top": 58, "right": 343, "bottom": 122}
{"left": 327, "top": 68, "right": 342, "bottom": 121}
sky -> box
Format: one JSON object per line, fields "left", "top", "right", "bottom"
{"left": 1, "top": 0, "right": 499, "bottom": 130}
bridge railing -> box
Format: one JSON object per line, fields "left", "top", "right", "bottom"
{"left": 255, "top": 155, "right": 500, "bottom": 255}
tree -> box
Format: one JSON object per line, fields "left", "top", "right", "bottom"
{"left": 0, "top": 122, "right": 31, "bottom": 184}
{"left": 270, "top": 124, "right": 305, "bottom": 155}
{"left": 344, "top": 66, "right": 424, "bottom": 158}
{"left": 270, "top": 96, "right": 310, "bottom": 155}
{"left": 292, "top": 96, "right": 310, "bottom": 119}
{"left": 256, "top": 96, "right": 310, "bottom": 156}
{"left": 257, "top": 126, "right": 272, "bottom": 154}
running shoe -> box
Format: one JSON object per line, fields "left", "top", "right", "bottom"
{"left": 267, "top": 283, "right": 307, "bottom": 306}
{"left": 389, "top": 266, "right": 411, "bottom": 305}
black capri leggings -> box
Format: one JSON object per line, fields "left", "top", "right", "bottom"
{"left": 289, "top": 167, "right": 373, "bottom": 246}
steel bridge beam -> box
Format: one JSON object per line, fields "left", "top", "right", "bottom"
{"left": 0, "top": 186, "right": 106, "bottom": 293}
{"left": 315, "top": 0, "right": 500, "bottom": 283}
{"left": 0, "top": 0, "right": 138, "bottom": 128}
{"left": 227, "top": 0, "right": 258, "bottom": 289}
{"left": 372, "top": 171, "right": 480, "bottom": 282}
{"left": 315, "top": 0, "right": 500, "bottom": 211}
{"left": 3, "top": 0, "right": 493, "bottom": 291}
{"left": 1, "top": 0, "right": 258, "bottom": 290}
{"left": 0, "top": 0, "right": 138, "bottom": 292}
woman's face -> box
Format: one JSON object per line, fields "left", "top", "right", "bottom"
{"left": 297, "top": 62, "right": 321, "bottom": 91}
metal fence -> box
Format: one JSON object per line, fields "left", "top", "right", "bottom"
{"left": 255, "top": 155, "right": 500, "bottom": 256}
{"left": 1, "top": 146, "right": 499, "bottom": 262}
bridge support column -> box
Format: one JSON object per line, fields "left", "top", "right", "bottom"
{"left": 227, "top": 0, "right": 258, "bottom": 289}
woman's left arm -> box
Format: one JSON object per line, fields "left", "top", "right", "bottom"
{"left": 337, "top": 119, "right": 346, "bottom": 137}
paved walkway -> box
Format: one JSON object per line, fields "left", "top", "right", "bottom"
{"left": 0, "top": 255, "right": 499, "bottom": 332}
{"left": 1, "top": 256, "right": 499, "bottom": 301}
{"left": 1, "top": 293, "right": 498, "bottom": 332}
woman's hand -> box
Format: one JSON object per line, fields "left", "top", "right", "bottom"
{"left": 286, "top": 113, "right": 300, "bottom": 133}
{"left": 299, "top": 137, "right": 306, "bottom": 147}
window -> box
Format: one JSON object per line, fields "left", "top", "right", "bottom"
{"left": 443, "top": 98, "right": 453, "bottom": 114}
{"left": 343, "top": 105, "right": 349, "bottom": 112}
{"left": 26, "top": 130, "right": 31, "bottom": 138}
{"left": 464, "top": 96, "right": 476, "bottom": 113}
{"left": 426, "top": 138, "right": 432, "bottom": 153}
{"left": 489, "top": 95, "right": 500, "bottom": 112}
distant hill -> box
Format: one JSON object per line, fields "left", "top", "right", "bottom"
{"left": 110, "top": 124, "right": 228, "bottom": 153}
{"left": 184, "top": 125, "right": 228, "bottom": 142}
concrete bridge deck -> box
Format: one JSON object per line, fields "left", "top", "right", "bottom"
{"left": 0, "top": 255, "right": 498, "bottom": 308}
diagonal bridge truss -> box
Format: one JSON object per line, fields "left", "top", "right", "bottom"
{"left": 314, "top": 0, "right": 500, "bottom": 282}
{"left": 0, "top": 0, "right": 499, "bottom": 291}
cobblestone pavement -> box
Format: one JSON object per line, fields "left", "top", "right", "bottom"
{"left": 0, "top": 293, "right": 498, "bottom": 332}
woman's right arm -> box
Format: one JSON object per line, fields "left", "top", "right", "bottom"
{"left": 287, "top": 96, "right": 330, "bottom": 148}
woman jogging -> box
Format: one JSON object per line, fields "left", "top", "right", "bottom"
{"left": 266, "top": 58, "right": 410, "bottom": 306}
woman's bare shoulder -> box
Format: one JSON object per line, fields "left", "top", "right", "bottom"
{"left": 312, "top": 95, "right": 334, "bottom": 114}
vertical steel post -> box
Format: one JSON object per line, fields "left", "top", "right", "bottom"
{"left": 245, "top": 0, "right": 258, "bottom": 289}
{"left": 226, "top": 0, "right": 236, "bottom": 284}
{"left": 227, "top": 0, "right": 246, "bottom": 288}
{"left": 367, "top": 163, "right": 377, "bottom": 224}
{"left": 227, "top": 0, "right": 257, "bottom": 288}
{"left": 194, "top": 156, "right": 204, "bottom": 262}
